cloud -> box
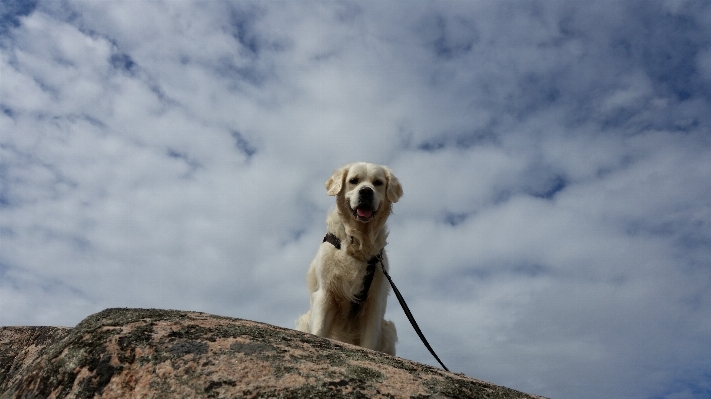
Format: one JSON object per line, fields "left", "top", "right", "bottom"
{"left": 1, "top": 1, "right": 711, "bottom": 399}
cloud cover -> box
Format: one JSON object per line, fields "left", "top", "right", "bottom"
{"left": 1, "top": 1, "right": 711, "bottom": 398}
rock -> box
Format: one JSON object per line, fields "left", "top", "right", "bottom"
{"left": 0, "top": 326, "right": 72, "bottom": 394}
{"left": 0, "top": 308, "right": 547, "bottom": 398}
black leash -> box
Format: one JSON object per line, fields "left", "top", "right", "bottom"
{"left": 380, "top": 264, "right": 450, "bottom": 372}
{"left": 322, "top": 233, "right": 449, "bottom": 372}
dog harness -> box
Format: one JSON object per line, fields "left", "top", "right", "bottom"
{"left": 321, "top": 232, "right": 450, "bottom": 372}
{"left": 323, "top": 233, "right": 381, "bottom": 316}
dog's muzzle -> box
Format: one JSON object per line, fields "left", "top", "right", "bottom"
{"left": 351, "top": 187, "right": 377, "bottom": 222}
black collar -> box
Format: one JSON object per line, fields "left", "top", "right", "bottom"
{"left": 322, "top": 232, "right": 342, "bottom": 249}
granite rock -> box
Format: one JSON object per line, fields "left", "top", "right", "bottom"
{"left": 0, "top": 308, "right": 547, "bottom": 398}
{"left": 0, "top": 326, "right": 72, "bottom": 394}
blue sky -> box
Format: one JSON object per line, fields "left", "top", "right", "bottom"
{"left": 1, "top": 1, "right": 711, "bottom": 398}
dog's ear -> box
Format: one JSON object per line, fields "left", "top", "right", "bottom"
{"left": 384, "top": 167, "right": 403, "bottom": 203}
{"left": 325, "top": 164, "right": 350, "bottom": 196}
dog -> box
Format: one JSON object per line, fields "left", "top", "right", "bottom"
{"left": 296, "top": 162, "right": 403, "bottom": 355}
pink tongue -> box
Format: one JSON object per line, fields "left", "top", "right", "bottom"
{"left": 357, "top": 208, "right": 373, "bottom": 218}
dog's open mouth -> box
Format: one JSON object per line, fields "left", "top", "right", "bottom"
{"left": 351, "top": 205, "right": 376, "bottom": 222}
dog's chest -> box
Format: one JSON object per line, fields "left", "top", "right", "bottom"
{"left": 322, "top": 233, "right": 382, "bottom": 298}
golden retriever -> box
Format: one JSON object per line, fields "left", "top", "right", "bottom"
{"left": 296, "top": 162, "right": 403, "bottom": 355}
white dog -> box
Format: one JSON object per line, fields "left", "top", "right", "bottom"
{"left": 296, "top": 162, "right": 403, "bottom": 355}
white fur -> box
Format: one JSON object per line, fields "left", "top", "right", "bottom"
{"left": 296, "top": 162, "right": 403, "bottom": 355}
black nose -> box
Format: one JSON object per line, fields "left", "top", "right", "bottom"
{"left": 359, "top": 186, "right": 373, "bottom": 199}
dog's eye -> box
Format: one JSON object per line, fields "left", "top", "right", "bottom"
{"left": 373, "top": 180, "right": 383, "bottom": 186}
{"left": 349, "top": 177, "right": 359, "bottom": 185}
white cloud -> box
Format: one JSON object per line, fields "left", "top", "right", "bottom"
{"left": 1, "top": 1, "right": 711, "bottom": 399}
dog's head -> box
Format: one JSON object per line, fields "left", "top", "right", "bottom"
{"left": 325, "top": 162, "right": 403, "bottom": 223}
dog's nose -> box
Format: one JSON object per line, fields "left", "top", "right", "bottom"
{"left": 359, "top": 186, "right": 373, "bottom": 199}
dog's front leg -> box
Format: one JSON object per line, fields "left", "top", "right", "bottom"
{"left": 309, "top": 289, "right": 335, "bottom": 337}
{"left": 360, "top": 272, "right": 390, "bottom": 350}
{"left": 360, "top": 315, "right": 382, "bottom": 350}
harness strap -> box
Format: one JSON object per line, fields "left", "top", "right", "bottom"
{"left": 321, "top": 234, "right": 449, "bottom": 372}
{"left": 322, "top": 233, "right": 379, "bottom": 316}
{"left": 323, "top": 233, "right": 383, "bottom": 316}
{"left": 349, "top": 252, "right": 380, "bottom": 316}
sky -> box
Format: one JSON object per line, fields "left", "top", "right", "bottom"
{"left": 1, "top": 0, "right": 711, "bottom": 398}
